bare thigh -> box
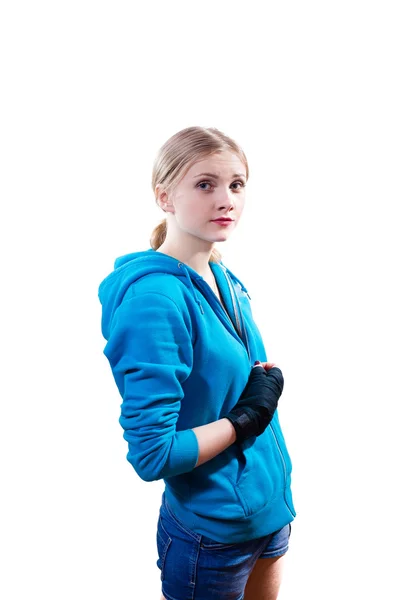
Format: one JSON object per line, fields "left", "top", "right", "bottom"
{"left": 244, "top": 555, "right": 285, "bottom": 600}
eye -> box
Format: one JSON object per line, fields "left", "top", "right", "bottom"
{"left": 197, "top": 181, "right": 214, "bottom": 191}
{"left": 231, "top": 181, "right": 246, "bottom": 191}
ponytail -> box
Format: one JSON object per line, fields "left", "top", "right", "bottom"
{"left": 150, "top": 218, "right": 167, "bottom": 250}
{"left": 210, "top": 248, "right": 221, "bottom": 263}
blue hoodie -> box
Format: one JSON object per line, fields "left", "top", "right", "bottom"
{"left": 98, "top": 249, "right": 295, "bottom": 543}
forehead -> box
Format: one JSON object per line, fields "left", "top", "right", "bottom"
{"left": 186, "top": 151, "right": 246, "bottom": 178}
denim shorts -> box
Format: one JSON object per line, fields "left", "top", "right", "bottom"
{"left": 156, "top": 492, "right": 291, "bottom": 600}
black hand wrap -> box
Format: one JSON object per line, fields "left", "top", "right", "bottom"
{"left": 225, "top": 367, "right": 284, "bottom": 444}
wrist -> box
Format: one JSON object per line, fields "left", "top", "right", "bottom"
{"left": 225, "top": 408, "right": 257, "bottom": 444}
{"left": 222, "top": 417, "right": 237, "bottom": 443}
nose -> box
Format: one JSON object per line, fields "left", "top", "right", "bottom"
{"left": 217, "top": 187, "right": 235, "bottom": 211}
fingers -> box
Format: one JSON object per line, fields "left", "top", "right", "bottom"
{"left": 253, "top": 361, "right": 278, "bottom": 371}
{"left": 263, "top": 362, "right": 277, "bottom": 371}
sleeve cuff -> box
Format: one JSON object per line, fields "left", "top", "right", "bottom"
{"left": 161, "top": 428, "right": 199, "bottom": 478}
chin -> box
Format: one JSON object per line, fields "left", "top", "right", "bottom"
{"left": 214, "top": 232, "right": 231, "bottom": 242}
{"left": 193, "top": 230, "right": 232, "bottom": 245}
{"left": 201, "top": 234, "right": 229, "bottom": 244}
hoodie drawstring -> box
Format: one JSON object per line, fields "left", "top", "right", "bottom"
{"left": 221, "top": 265, "right": 252, "bottom": 300}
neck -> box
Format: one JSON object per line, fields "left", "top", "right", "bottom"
{"left": 156, "top": 233, "right": 215, "bottom": 279}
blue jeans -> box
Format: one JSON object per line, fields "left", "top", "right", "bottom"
{"left": 156, "top": 492, "right": 291, "bottom": 600}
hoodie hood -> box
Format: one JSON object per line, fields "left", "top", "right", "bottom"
{"left": 98, "top": 249, "right": 251, "bottom": 340}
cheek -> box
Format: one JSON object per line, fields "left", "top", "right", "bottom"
{"left": 177, "top": 203, "right": 206, "bottom": 228}
{"left": 190, "top": 202, "right": 209, "bottom": 219}
{"left": 235, "top": 198, "right": 245, "bottom": 216}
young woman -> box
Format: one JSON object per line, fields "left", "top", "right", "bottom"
{"left": 98, "top": 126, "right": 296, "bottom": 600}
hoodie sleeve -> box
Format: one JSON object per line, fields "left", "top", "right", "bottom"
{"left": 103, "top": 290, "right": 199, "bottom": 482}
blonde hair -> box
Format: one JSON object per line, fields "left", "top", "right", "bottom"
{"left": 150, "top": 126, "right": 249, "bottom": 263}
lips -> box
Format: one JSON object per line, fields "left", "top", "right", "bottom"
{"left": 211, "top": 218, "right": 234, "bottom": 228}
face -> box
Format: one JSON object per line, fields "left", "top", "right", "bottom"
{"left": 156, "top": 150, "right": 247, "bottom": 246}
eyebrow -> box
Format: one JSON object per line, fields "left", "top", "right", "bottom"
{"left": 192, "top": 172, "right": 246, "bottom": 179}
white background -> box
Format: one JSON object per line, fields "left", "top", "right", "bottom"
{"left": 1, "top": 1, "right": 399, "bottom": 598}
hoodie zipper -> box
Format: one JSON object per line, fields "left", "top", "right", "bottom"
{"left": 223, "top": 271, "right": 242, "bottom": 338}
{"left": 221, "top": 268, "right": 251, "bottom": 359}
{"left": 221, "top": 266, "right": 295, "bottom": 515}
{"left": 270, "top": 423, "right": 296, "bottom": 517}
{"left": 222, "top": 266, "right": 295, "bottom": 516}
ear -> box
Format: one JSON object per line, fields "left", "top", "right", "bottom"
{"left": 155, "top": 184, "right": 175, "bottom": 214}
